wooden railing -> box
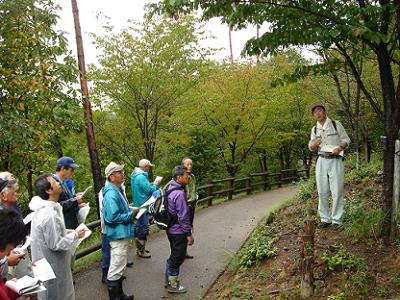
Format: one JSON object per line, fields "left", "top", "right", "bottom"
{"left": 75, "top": 168, "right": 309, "bottom": 259}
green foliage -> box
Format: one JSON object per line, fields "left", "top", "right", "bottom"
{"left": 296, "top": 177, "right": 316, "bottom": 200}
{"left": 391, "top": 274, "right": 400, "bottom": 289}
{"left": 345, "top": 153, "right": 382, "bottom": 184}
{"left": 327, "top": 292, "right": 345, "bottom": 300}
{"left": 0, "top": 0, "right": 81, "bottom": 205}
{"left": 342, "top": 194, "right": 383, "bottom": 243}
{"left": 321, "top": 244, "right": 362, "bottom": 271}
{"left": 89, "top": 12, "right": 213, "bottom": 167}
{"left": 238, "top": 224, "right": 277, "bottom": 268}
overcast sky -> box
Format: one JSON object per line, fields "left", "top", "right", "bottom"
{"left": 56, "top": 0, "right": 265, "bottom": 65}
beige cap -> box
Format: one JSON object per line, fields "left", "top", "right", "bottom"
{"left": 139, "top": 159, "right": 154, "bottom": 168}
{"left": 105, "top": 162, "right": 124, "bottom": 178}
{"left": 310, "top": 102, "right": 326, "bottom": 114}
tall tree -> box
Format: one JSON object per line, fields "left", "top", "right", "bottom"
{"left": 155, "top": 0, "right": 400, "bottom": 242}
{"left": 90, "top": 13, "right": 212, "bottom": 165}
{"left": 0, "top": 0, "right": 81, "bottom": 199}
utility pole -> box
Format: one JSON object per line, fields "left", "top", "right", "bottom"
{"left": 229, "top": 27, "right": 234, "bottom": 64}
{"left": 71, "top": 0, "right": 102, "bottom": 217}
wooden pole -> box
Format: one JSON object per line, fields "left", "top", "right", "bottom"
{"left": 390, "top": 140, "right": 400, "bottom": 242}
{"left": 71, "top": 0, "right": 103, "bottom": 218}
{"left": 300, "top": 220, "right": 315, "bottom": 298}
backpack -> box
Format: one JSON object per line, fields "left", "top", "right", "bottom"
{"left": 148, "top": 184, "right": 184, "bottom": 230}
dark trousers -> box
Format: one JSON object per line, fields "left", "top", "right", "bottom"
{"left": 102, "top": 233, "right": 111, "bottom": 270}
{"left": 166, "top": 234, "right": 188, "bottom": 275}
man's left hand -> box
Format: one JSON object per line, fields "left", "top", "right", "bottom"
{"left": 332, "top": 146, "right": 342, "bottom": 155}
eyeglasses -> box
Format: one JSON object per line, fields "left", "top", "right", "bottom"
{"left": 112, "top": 170, "right": 125, "bottom": 175}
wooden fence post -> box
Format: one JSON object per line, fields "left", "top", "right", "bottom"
{"left": 300, "top": 220, "right": 316, "bottom": 298}
{"left": 390, "top": 140, "right": 400, "bottom": 242}
{"left": 278, "top": 171, "right": 283, "bottom": 188}
{"left": 246, "top": 175, "right": 252, "bottom": 195}
{"left": 207, "top": 179, "right": 214, "bottom": 207}
{"left": 263, "top": 173, "right": 268, "bottom": 191}
{"left": 228, "top": 178, "right": 234, "bottom": 200}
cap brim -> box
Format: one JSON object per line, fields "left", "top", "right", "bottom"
{"left": 6, "top": 179, "right": 17, "bottom": 186}
{"left": 71, "top": 163, "right": 80, "bottom": 169}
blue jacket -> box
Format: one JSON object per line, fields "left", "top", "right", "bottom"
{"left": 131, "top": 168, "right": 158, "bottom": 207}
{"left": 102, "top": 182, "right": 134, "bottom": 241}
{"left": 166, "top": 180, "right": 192, "bottom": 236}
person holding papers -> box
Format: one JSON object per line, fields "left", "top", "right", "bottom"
{"left": 29, "top": 173, "right": 85, "bottom": 300}
{"left": 131, "top": 159, "right": 161, "bottom": 258}
{"left": 308, "top": 103, "right": 350, "bottom": 228}
{"left": 102, "top": 162, "right": 135, "bottom": 300}
{"left": 0, "top": 209, "right": 27, "bottom": 300}
{"left": 52, "top": 156, "right": 84, "bottom": 230}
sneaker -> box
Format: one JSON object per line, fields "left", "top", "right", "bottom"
{"left": 332, "top": 223, "right": 342, "bottom": 230}
{"left": 319, "top": 222, "right": 332, "bottom": 228}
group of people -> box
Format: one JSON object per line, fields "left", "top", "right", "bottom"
{"left": 0, "top": 158, "right": 87, "bottom": 300}
{"left": 0, "top": 102, "right": 351, "bottom": 300}
{"left": 0, "top": 156, "right": 198, "bottom": 300}
{"left": 100, "top": 157, "right": 197, "bottom": 299}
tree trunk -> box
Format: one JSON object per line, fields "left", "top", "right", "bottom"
{"left": 376, "top": 44, "right": 400, "bottom": 243}
{"left": 71, "top": 0, "right": 103, "bottom": 218}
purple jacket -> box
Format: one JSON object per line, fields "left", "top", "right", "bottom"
{"left": 166, "top": 180, "right": 192, "bottom": 235}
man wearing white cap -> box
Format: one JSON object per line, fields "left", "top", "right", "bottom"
{"left": 102, "top": 162, "right": 135, "bottom": 300}
{"left": 131, "top": 159, "right": 161, "bottom": 258}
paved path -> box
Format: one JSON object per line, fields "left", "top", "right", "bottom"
{"left": 74, "top": 185, "right": 299, "bottom": 300}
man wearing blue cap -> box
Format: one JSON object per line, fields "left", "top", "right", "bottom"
{"left": 52, "top": 156, "right": 84, "bottom": 229}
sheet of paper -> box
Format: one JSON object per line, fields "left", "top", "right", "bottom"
{"left": 23, "top": 212, "right": 34, "bottom": 225}
{"left": 140, "top": 195, "right": 157, "bottom": 208}
{"left": 76, "top": 223, "right": 92, "bottom": 247}
{"left": 24, "top": 284, "right": 46, "bottom": 295}
{"left": 77, "top": 204, "right": 90, "bottom": 224}
{"left": 135, "top": 207, "right": 147, "bottom": 220}
{"left": 155, "top": 176, "right": 163, "bottom": 182}
{"left": 81, "top": 185, "right": 92, "bottom": 197}
{"left": 5, "top": 275, "right": 39, "bottom": 294}
{"left": 32, "top": 258, "right": 56, "bottom": 282}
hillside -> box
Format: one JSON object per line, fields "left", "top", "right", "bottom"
{"left": 204, "top": 157, "right": 400, "bottom": 300}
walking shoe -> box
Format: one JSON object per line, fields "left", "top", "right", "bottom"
{"left": 126, "top": 261, "right": 134, "bottom": 267}
{"left": 332, "top": 223, "right": 343, "bottom": 230}
{"left": 166, "top": 275, "right": 187, "bottom": 294}
{"left": 136, "top": 249, "right": 151, "bottom": 258}
{"left": 319, "top": 222, "right": 332, "bottom": 228}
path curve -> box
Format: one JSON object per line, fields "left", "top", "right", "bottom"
{"left": 74, "top": 185, "right": 299, "bottom": 300}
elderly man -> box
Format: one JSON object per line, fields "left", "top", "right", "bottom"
{"left": 308, "top": 103, "right": 350, "bottom": 228}
{"left": 164, "top": 165, "right": 194, "bottom": 294}
{"left": 29, "top": 173, "right": 85, "bottom": 300}
{"left": 52, "top": 156, "right": 84, "bottom": 230}
{"left": 131, "top": 159, "right": 161, "bottom": 258}
{"left": 181, "top": 157, "right": 197, "bottom": 259}
{"left": 102, "top": 162, "right": 136, "bottom": 300}
{"left": 0, "top": 176, "right": 34, "bottom": 280}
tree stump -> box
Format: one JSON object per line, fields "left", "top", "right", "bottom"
{"left": 300, "top": 220, "right": 316, "bottom": 298}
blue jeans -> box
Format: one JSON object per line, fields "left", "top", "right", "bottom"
{"left": 101, "top": 233, "right": 111, "bottom": 270}
{"left": 135, "top": 213, "right": 149, "bottom": 239}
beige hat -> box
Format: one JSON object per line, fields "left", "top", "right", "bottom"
{"left": 105, "top": 162, "right": 124, "bottom": 178}
{"left": 139, "top": 159, "right": 155, "bottom": 168}
{"left": 310, "top": 102, "right": 326, "bottom": 114}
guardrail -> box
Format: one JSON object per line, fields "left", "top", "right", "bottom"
{"left": 76, "top": 168, "right": 309, "bottom": 259}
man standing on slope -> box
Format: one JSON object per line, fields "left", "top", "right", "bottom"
{"left": 308, "top": 103, "right": 350, "bottom": 228}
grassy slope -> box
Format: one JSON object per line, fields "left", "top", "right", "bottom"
{"left": 204, "top": 154, "right": 400, "bottom": 300}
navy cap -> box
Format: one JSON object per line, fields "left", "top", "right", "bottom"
{"left": 56, "top": 156, "right": 80, "bottom": 169}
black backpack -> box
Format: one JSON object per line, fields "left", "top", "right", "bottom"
{"left": 149, "top": 184, "right": 183, "bottom": 230}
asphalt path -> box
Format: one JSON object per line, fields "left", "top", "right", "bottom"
{"left": 74, "top": 185, "right": 299, "bottom": 300}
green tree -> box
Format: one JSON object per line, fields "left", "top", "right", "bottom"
{"left": 155, "top": 0, "right": 400, "bottom": 242}
{"left": 89, "top": 13, "right": 213, "bottom": 167}
{"left": 0, "top": 0, "right": 81, "bottom": 200}
{"left": 181, "top": 63, "right": 271, "bottom": 177}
